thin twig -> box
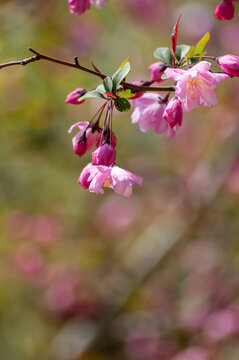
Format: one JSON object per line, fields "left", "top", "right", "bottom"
{"left": 0, "top": 48, "right": 175, "bottom": 93}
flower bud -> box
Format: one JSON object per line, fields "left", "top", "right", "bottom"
{"left": 218, "top": 54, "right": 239, "bottom": 77}
{"left": 65, "top": 88, "right": 86, "bottom": 105}
{"left": 148, "top": 62, "right": 167, "bottom": 82}
{"left": 92, "top": 143, "right": 116, "bottom": 166}
{"left": 215, "top": 0, "right": 234, "bottom": 20}
{"left": 163, "top": 99, "right": 183, "bottom": 129}
{"left": 68, "top": 0, "right": 90, "bottom": 15}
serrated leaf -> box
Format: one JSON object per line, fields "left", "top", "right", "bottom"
{"left": 103, "top": 77, "right": 113, "bottom": 92}
{"left": 115, "top": 98, "right": 131, "bottom": 112}
{"left": 118, "top": 89, "right": 136, "bottom": 99}
{"left": 78, "top": 90, "right": 105, "bottom": 101}
{"left": 195, "top": 32, "right": 210, "bottom": 55}
{"left": 112, "top": 61, "right": 131, "bottom": 92}
{"left": 154, "top": 47, "right": 172, "bottom": 66}
{"left": 175, "top": 44, "right": 191, "bottom": 62}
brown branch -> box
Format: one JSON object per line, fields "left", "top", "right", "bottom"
{"left": 0, "top": 48, "right": 175, "bottom": 93}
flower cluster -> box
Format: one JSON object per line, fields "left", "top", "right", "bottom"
{"left": 68, "top": 0, "right": 107, "bottom": 15}
{"left": 65, "top": 23, "right": 239, "bottom": 197}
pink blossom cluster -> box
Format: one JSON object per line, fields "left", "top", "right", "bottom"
{"left": 68, "top": 0, "right": 107, "bottom": 15}
{"left": 215, "top": 0, "right": 239, "bottom": 20}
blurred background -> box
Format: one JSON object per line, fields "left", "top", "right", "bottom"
{"left": 1, "top": 0, "right": 239, "bottom": 359}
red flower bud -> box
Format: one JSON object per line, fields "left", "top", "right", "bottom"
{"left": 215, "top": 0, "right": 234, "bottom": 20}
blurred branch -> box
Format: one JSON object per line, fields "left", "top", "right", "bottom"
{"left": 0, "top": 48, "right": 175, "bottom": 93}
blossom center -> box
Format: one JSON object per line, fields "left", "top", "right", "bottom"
{"left": 186, "top": 77, "right": 205, "bottom": 97}
{"left": 104, "top": 177, "right": 111, "bottom": 188}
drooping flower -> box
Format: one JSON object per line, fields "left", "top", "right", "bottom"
{"left": 130, "top": 93, "right": 168, "bottom": 134}
{"left": 78, "top": 164, "right": 143, "bottom": 197}
{"left": 68, "top": 122, "right": 100, "bottom": 157}
{"left": 68, "top": 0, "right": 90, "bottom": 15}
{"left": 215, "top": 0, "right": 235, "bottom": 20}
{"left": 110, "top": 166, "right": 143, "bottom": 198}
{"left": 218, "top": 54, "right": 239, "bottom": 77}
{"left": 165, "top": 61, "right": 228, "bottom": 112}
{"left": 65, "top": 88, "right": 86, "bottom": 105}
{"left": 92, "top": 143, "right": 116, "bottom": 166}
{"left": 163, "top": 98, "right": 183, "bottom": 128}
{"left": 148, "top": 62, "right": 167, "bottom": 82}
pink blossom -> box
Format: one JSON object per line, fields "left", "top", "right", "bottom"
{"left": 163, "top": 98, "right": 183, "bottom": 128}
{"left": 90, "top": 0, "right": 107, "bottom": 7}
{"left": 218, "top": 54, "right": 239, "bottom": 77}
{"left": 148, "top": 62, "right": 166, "bottom": 82}
{"left": 92, "top": 143, "right": 116, "bottom": 166}
{"left": 68, "top": 122, "right": 100, "bottom": 157}
{"left": 110, "top": 166, "right": 143, "bottom": 197}
{"left": 78, "top": 164, "right": 143, "bottom": 197}
{"left": 215, "top": 0, "right": 234, "bottom": 20}
{"left": 68, "top": 0, "right": 90, "bottom": 15}
{"left": 65, "top": 88, "right": 86, "bottom": 105}
{"left": 130, "top": 93, "right": 168, "bottom": 134}
{"left": 172, "top": 347, "right": 209, "bottom": 360}
{"left": 165, "top": 61, "right": 228, "bottom": 112}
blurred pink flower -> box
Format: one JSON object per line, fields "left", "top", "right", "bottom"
{"left": 92, "top": 143, "right": 116, "bottom": 166}
{"left": 91, "top": 0, "right": 107, "bottom": 7}
{"left": 125, "top": 332, "right": 159, "bottom": 358}
{"left": 131, "top": 93, "right": 168, "bottom": 134}
{"left": 172, "top": 347, "right": 209, "bottom": 360}
{"left": 148, "top": 62, "right": 166, "bottom": 82}
{"left": 225, "top": 161, "right": 239, "bottom": 194}
{"left": 215, "top": 0, "right": 235, "bottom": 20}
{"left": 165, "top": 62, "right": 228, "bottom": 112}
{"left": 30, "top": 215, "right": 62, "bottom": 245}
{"left": 218, "top": 54, "right": 239, "bottom": 77}
{"left": 78, "top": 164, "right": 143, "bottom": 197}
{"left": 203, "top": 308, "right": 239, "bottom": 341}
{"left": 65, "top": 88, "right": 86, "bottom": 105}
{"left": 13, "top": 245, "right": 45, "bottom": 277}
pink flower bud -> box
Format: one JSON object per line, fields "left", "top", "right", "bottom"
{"left": 92, "top": 143, "right": 116, "bottom": 166}
{"left": 148, "top": 62, "right": 167, "bottom": 82}
{"left": 65, "top": 88, "right": 86, "bottom": 105}
{"left": 218, "top": 54, "right": 239, "bottom": 77}
{"left": 163, "top": 99, "right": 183, "bottom": 128}
{"left": 215, "top": 0, "right": 234, "bottom": 20}
{"left": 68, "top": 0, "right": 90, "bottom": 15}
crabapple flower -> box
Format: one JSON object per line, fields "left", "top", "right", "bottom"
{"left": 218, "top": 55, "right": 239, "bottom": 77}
{"left": 68, "top": 0, "right": 90, "bottom": 15}
{"left": 78, "top": 164, "right": 143, "bottom": 197}
{"left": 110, "top": 166, "right": 143, "bottom": 198}
{"left": 68, "top": 122, "right": 100, "bottom": 157}
{"left": 163, "top": 98, "right": 183, "bottom": 129}
{"left": 92, "top": 143, "right": 116, "bottom": 166}
{"left": 148, "top": 62, "right": 167, "bottom": 82}
{"left": 65, "top": 88, "right": 86, "bottom": 105}
{"left": 90, "top": 0, "right": 107, "bottom": 7}
{"left": 130, "top": 93, "right": 168, "bottom": 134}
{"left": 215, "top": 0, "right": 234, "bottom": 20}
{"left": 165, "top": 61, "right": 228, "bottom": 112}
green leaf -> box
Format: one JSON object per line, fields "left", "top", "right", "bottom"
{"left": 112, "top": 61, "right": 131, "bottom": 92}
{"left": 175, "top": 44, "right": 191, "bottom": 62}
{"left": 118, "top": 89, "right": 136, "bottom": 99}
{"left": 103, "top": 77, "right": 113, "bottom": 92}
{"left": 195, "top": 32, "right": 210, "bottom": 55}
{"left": 154, "top": 47, "right": 172, "bottom": 66}
{"left": 115, "top": 98, "right": 131, "bottom": 112}
{"left": 186, "top": 45, "right": 195, "bottom": 59}
{"left": 96, "top": 84, "right": 106, "bottom": 95}
{"left": 78, "top": 90, "right": 105, "bottom": 101}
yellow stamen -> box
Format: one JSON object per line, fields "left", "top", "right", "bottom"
{"left": 186, "top": 77, "right": 205, "bottom": 97}
{"left": 104, "top": 177, "right": 111, "bottom": 188}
